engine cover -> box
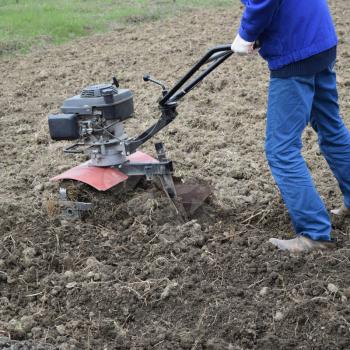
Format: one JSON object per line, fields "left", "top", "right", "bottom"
{"left": 61, "top": 84, "right": 134, "bottom": 121}
{"left": 48, "top": 82, "right": 135, "bottom": 167}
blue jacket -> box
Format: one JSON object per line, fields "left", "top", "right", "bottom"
{"left": 239, "top": 0, "right": 338, "bottom": 70}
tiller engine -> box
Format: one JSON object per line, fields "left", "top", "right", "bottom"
{"left": 48, "top": 45, "right": 232, "bottom": 219}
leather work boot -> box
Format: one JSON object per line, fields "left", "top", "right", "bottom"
{"left": 269, "top": 236, "right": 336, "bottom": 253}
{"left": 331, "top": 204, "right": 350, "bottom": 217}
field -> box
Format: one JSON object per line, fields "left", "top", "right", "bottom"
{"left": 1, "top": 0, "right": 350, "bottom": 349}
{"left": 0, "top": 0, "right": 232, "bottom": 56}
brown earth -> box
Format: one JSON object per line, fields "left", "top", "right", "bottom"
{"left": 1, "top": 1, "right": 350, "bottom": 349}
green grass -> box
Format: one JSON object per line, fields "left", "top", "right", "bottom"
{"left": 0, "top": 0, "right": 233, "bottom": 56}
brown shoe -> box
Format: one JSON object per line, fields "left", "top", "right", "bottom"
{"left": 331, "top": 204, "right": 350, "bottom": 217}
{"left": 268, "top": 236, "right": 336, "bottom": 253}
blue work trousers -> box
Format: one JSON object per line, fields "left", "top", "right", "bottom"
{"left": 266, "top": 65, "right": 350, "bottom": 241}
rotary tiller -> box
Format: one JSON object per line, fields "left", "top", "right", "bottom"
{"left": 48, "top": 44, "right": 232, "bottom": 219}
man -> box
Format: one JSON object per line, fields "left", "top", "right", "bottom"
{"left": 231, "top": 0, "right": 350, "bottom": 252}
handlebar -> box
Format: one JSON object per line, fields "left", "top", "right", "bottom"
{"left": 126, "top": 44, "right": 233, "bottom": 154}
{"left": 159, "top": 44, "right": 232, "bottom": 107}
{"left": 205, "top": 49, "right": 232, "bottom": 64}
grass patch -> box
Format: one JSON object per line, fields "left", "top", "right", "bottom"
{"left": 0, "top": 0, "right": 234, "bottom": 56}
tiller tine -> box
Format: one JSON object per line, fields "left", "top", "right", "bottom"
{"left": 155, "top": 143, "right": 211, "bottom": 217}
{"left": 174, "top": 183, "right": 211, "bottom": 216}
{"left": 50, "top": 151, "right": 156, "bottom": 219}
{"left": 58, "top": 187, "right": 93, "bottom": 220}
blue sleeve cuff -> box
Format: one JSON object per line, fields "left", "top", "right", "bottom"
{"left": 239, "top": 26, "right": 257, "bottom": 43}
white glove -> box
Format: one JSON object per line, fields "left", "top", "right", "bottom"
{"left": 231, "top": 34, "right": 255, "bottom": 55}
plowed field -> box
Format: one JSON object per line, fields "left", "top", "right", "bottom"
{"left": 1, "top": 2, "right": 350, "bottom": 349}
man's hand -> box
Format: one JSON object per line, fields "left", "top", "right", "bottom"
{"left": 231, "top": 34, "right": 255, "bottom": 55}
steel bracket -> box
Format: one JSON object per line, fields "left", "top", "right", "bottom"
{"left": 59, "top": 188, "right": 93, "bottom": 220}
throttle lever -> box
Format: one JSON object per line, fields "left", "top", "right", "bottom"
{"left": 143, "top": 74, "right": 168, "bottom": 91}
{"left": 112, "top": 76, "right": 120, "bottom": 88}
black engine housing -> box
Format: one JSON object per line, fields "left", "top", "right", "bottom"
{"left": 48, "top": 83, "right": 134, "bottom": 141}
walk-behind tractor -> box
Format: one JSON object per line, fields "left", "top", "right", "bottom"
{"left": 48, "top": 45, "right": 232, "bottom": 219}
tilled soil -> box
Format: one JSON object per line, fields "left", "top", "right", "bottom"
{"left": 1, "top": 1, "right": 350, "bottom": 349}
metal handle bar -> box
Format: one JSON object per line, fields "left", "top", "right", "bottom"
{"left": 159, "top": 44, "right": 232, "bottom": 106}
{"left": 206, "top": 49, "right": 232, "bottom": 64}
{"left": 167, "top": 50, "right": 232, "bottom": 104}
{"left": 125, "top": 44, "right": 233, "bottom": 154}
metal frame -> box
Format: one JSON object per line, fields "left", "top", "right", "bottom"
{"left": 160, "top": 44, "right": 232, "bottom": 106}
{"left": 120, "top": 161, "right": 173, "bottom": 177}
{"left": 125, "top": 44, "right": 232, "bottom": 154}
